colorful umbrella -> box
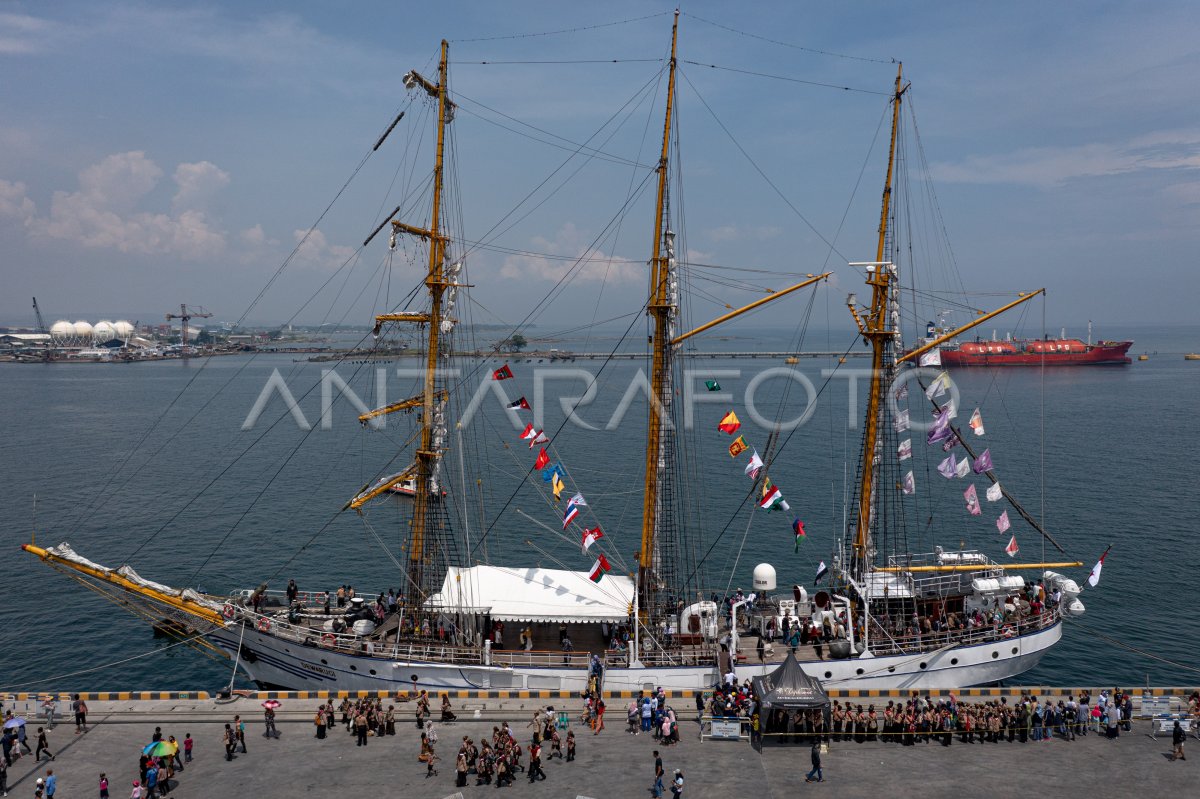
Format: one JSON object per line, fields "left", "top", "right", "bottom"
{"left": 261, "top": 700, "right": 282, "bottom": 709}
{"left": 3, "top": 717, "right": 25, "bottom": 728}
{"left": 142, "top": 740, "right": 178, "bottom": 757}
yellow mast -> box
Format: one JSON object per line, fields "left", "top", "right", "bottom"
{"left": 373, "top": 41, "right": 453, "bottom": 602}
{"left": 850, "top": 63, "right": 907, "bottom": 573}
{"left": 638, "top": 10, "right": 680, "bottom": 608}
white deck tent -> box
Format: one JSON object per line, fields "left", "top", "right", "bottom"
{"left": 429, "top": 565, "right": 634, "bottom": 623}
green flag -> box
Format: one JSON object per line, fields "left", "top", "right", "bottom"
{"left": 705, "top": 380, "right": 721, "bottom": 391}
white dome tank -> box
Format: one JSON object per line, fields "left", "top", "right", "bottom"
{"left": 752, "top": 563, "right": 777, "bottom": 591}
{"left": 113, "top": 321, "right": 135, "bottom": 340}
{"left": 50, "top": 321, "right": 73, "bottom": 340}
{"left": 72, "top": 321, "right": 94, "bottom": 340}
{"left": 93, "top": 321, "right": 117, "bottom": 341}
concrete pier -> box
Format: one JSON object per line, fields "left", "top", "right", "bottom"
{"left": 1, "top": 689, "right": 1194, "bottom": 798}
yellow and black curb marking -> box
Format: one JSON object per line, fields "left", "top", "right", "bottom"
{"left": 6, "top": 686, "right": 1196, "bottom": 702}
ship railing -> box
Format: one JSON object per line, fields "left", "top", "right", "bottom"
{"left": 866, "top": 607, "right": 1060, "bottom": 656}
{"left": 489, "top": 649, "right": 594, "bottom": 669}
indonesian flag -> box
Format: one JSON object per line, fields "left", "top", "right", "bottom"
{"left": 507, "top": 396, "right": 531, "bottom": 410}
{"left": 520, "top": 423, "right": 536, "bottom": 441}
{"left": 529, "top": 431, "right": 549, "bottom": 448}
{"left": 1087, "top": 546, "right": 1112, "bottom": 587}
{"left": 582, "top": 526, "right": 603, "bottom": 553}
{"left": 1005, "top": 535, "right": 1019, "bottom": 558}
{"left": 563, "top": 503, "right": 581, "bottom": 529}
{"left": 919, "top": 348, "right": 941, "bottom": 367}
{"left": 493, "top": 364, "right": 514, "bottom": 381}
{"left": 759, "top": 484, "right": 784, "bottom": 511}
{"left": 969, "top": 408, "right": 985, "bottom": 436}
{"left": 588, "top": 554, "right": 611, "bottom": 583}
{"left": 744, "top": 450, "right": 764, "bottom": 479}
{"left": 534, "top": 448, "right": 550, "bottom": 470}
{"left": 718, "top": 410, "right": 741, "bottom": 435}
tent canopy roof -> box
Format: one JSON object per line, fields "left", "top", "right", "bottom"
{"left": 429, "top": 565, "right": 634, "bottom": 624}
{"left": 752, "top": 654, "right": 830, "bottom": 709}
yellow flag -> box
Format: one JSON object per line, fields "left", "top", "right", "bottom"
{"left": 552, "top": 473, "right": 564, "bottom": 501}
{"left": 728, "top": 435, "right": 749, "bottom": 458}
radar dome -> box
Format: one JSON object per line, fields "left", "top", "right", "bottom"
{"left": 50, "top": 321, "right": 73, "bottom": 340}
{"left": 72, "top": 321, "right": 94, "bottom": 340}
{"left": 113, "top": 321, "right": 134, "bottom": 339}
{"left": 93, "top": 321, "right": 117, "bottom": 341}
{"left": 752, "top": 563, "right": 777, "bottom": 591}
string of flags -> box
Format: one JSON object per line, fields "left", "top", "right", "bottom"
{"left": 495, "top": 361, "right": 617, "bottom": 584}
{"left": 902, "top": 371, "right": 1019, "bottom": 559}
{"left": 713, "top": 396, "right": 802, "bottom": 553}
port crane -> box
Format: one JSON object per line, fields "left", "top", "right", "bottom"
{"left": 165, "top": 304, "right": 213, "bottom": 350}
{"left": 31, "top": 297, "right": 48, "bottom": 334}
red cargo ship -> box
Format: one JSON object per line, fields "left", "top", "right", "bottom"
{"left": 940, "top": 337, "right": 1132, "bottom": 366}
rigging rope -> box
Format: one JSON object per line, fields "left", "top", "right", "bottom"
{"left": 451, "top": 11, "right": 672, "bottom": 43}
{"left": 682, "top": 12, "right": 897, "bottom": 64}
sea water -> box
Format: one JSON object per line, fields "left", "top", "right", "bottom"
{"left": 1, "top": 324, "right": 1197, "bottom": 691}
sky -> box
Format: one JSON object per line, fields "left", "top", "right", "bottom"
{"left": 1, "top": 1, "right": 1197, "bottom": 338}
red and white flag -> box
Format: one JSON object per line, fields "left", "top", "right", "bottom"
{"left": 1005, "top": 535, "right": 1019, "bottom": 557}
{"left": 492, "top": 364, "right": 514, "bottom": 381}
{"left": 520, "top": 423, "right": 536, "bottom": 441}
{"left": 588, "top": 554, "right": 611, "bottom": 583}
{"left": 1087, "top": 546, "right": 1112, "bottom": 587}
{"left": 582, "top": 526, "right": 604, "bottom": 553}
{"left": 529, "top": 431, "right": 549, "bottom": 448}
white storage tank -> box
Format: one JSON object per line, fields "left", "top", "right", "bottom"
{"left": 72, "top": 320, "right": 94, "bottom": 340}
{"left": 113, "top": 321, "right": 135, "bottom": 340}
{"left": 93, "top": 321, "right": 117, "bottom": 342}
{"left": 50, "top": 321, "right": 73, "bottom": 340}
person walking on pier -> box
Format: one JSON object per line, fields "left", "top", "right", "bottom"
{"left": 41, "top": 698, "right": 56, "bottom": 731}
{"left": 182, "top": 734, "right": 192, "bottom": 763}
{"left": 71, "top": 695, "right": 88, "bottom": 734}
{"left": 43, "top": 769, "right": 55, "bottom": 799}
{"left": 651, "top": 750, "right": 664, "bottom": 798}
{"left": 805, "top": 740, "right": 823, "bottom": 783}
{"left": 1172, "top": 720, "right": 1187, "bottom": 761}
{"left": 34, "top": 728, "right": 54, "bottom": 762}
{"left": 222, "top": 724, "right": 235, "bottom": 761}
{"left": 234, "top": 715, "right": 246, "bottom": 753}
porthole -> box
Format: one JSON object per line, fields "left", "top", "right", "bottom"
{"left": 951, "top": 658, "right": 958, "bottom": 665}
{"left": 856, "top": 668, "right": 864, "bottom": 676}
{"left": 369, "top": 669, "right": 377, "bottom": 676}
{"left": 350, "top": 665, "right": 358, "bottom": 671}
{"left": 824, "top": 671, "right": 832, "bottom": 679}
{"left": 992, "top": 651, "right": 999, "bottom": 659}
{"left": 321, "top": 659, "right": 328, "bottom": 665}
{"left": 887, "top": 666, "right": 896, "bottom": 673}
{"left": 919, "top": 662, "right": 927, "bottom": 670}
{"left": 1011, "top": 647, "right": 1018, "bottom": 655}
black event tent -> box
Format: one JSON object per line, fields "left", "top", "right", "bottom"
{"left": 752, "top": 653, "right": 830, "bottom": 711}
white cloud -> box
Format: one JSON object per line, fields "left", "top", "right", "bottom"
{"left": 173, "top": 161, "right": 230, "bottom": 210}
{"left": 15, "top": 151, "right": 227, "bottom": 259}
{"left": 498, "top": 223, "right": 642, "bottom": 284}
{"left": 707, "top": 224, "right": 782, "bottom": 243}
{"left": 291, "top": 228, "right": 355, "bottom": 270}
{"left": 0, "top": 178, "right": 35, "bottom": 225}
{"left": 0, "top": 12, "right": 61, "bottom": 55}
{"left": 930, "top": 130, "right": 1200, "bottom": 188}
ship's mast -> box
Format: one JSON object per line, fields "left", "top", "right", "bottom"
{"left": 849, "top": 63, "right": 907, "bottom": 576}
{"left": 372, "top": 41, "right": 453, "bottom": 605}
{"left": 638, "top": 10, "right": 680, "bottom": 618}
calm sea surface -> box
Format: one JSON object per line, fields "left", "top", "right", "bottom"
{"left": 2, "top": 324, "right": 1197, "bottom": 691}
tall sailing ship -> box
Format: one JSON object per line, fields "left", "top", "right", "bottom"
{"left": 23, "top": 15, "right": 1093, "bottom": 692}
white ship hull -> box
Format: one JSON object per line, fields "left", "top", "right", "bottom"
{"left": 212, "top": 620, "right": 1061, "bottom": 693}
